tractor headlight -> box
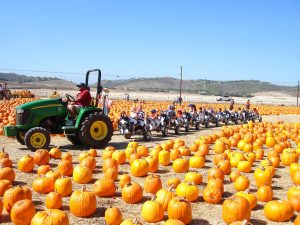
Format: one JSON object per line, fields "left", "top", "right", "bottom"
{"left": 16, "top": 108, "right": 24, "bottom": 114}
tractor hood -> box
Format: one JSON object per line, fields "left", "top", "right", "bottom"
{"left": 16, "top": 98, "right": 64, "bottom": 110}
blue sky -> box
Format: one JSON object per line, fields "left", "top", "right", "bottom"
{"left": 0, "top": 0, "right": 299, "bottom": 84}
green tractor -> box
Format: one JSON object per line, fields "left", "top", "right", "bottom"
{"left": 3, "top": 69, "right": 113, "bottom": 151}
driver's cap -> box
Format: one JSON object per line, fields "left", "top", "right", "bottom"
{"left": 76, "top": 82, "right": 86, "bottom": 88}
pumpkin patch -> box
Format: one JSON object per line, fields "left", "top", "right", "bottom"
{"left": 0, "top": 98, "right": 299, "bottom": 224}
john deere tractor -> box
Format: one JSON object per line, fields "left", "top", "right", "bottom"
{"left": 3, "top": 69, "right": 113, "bottom": 151}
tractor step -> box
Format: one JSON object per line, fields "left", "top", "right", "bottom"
{"left": 62, "top": 126, "right": 78, "bottom": 135}
{"left": 62, "top": 126, "right": 77, "bottom": 130}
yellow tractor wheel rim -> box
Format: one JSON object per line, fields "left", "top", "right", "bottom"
{"left": 90, "top": 121, "right": 108, "bottom": 140}
{"left": 30, "top": 132, "right": 47, "bottom": 148}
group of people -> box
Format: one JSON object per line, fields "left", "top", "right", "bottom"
{"left": 67, "top": 81, "right": 258, "bottom": 123}
{"left": 121, "top": 98, "right": 258, "bottom": 123}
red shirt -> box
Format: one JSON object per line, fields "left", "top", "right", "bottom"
{"left": 75, "top": 90, "right": 92, "bottom": 106}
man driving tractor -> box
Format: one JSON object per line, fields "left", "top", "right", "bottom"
{"left": 67, "top": 82, "right": 92, "bottom": 120}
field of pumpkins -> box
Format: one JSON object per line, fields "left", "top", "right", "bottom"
{"left": 0, "top": 110, "right": 299, "bottom": 224}
{"left": 1, "top": 98, "right": 300, "bottom": 135}
{"left": 0, "top": 98, "right": 300, "bottom": 224}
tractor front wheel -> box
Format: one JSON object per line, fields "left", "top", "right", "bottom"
{"left": 24, "top": 127, "right": 50, "bottom": 151}
{"left": 80, "top": 112, "right": 113, "bottom": 148}
{"left": 16, "top": 130, "right": 26, "bottom": 145}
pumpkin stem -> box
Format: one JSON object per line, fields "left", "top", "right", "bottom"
{"left": 245, "top": 189, "right": 250, "bottom": 194}
{"left": 178, "top": 196, "right": 186, "bottom": 201}
{"left": 168, "top": 185, "right": 174, "bottom": 191}
{"left": 151, "top": 194, "right": 156, "bottom": 201}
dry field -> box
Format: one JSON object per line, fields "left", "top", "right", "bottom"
{"left": 28, "top": 88, "right": 299, "bottom": 106}
{"left": 0, "top": 114, "right": 300, "bottom": 225}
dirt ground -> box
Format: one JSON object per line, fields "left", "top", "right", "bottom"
{"left": 0, "top": 114, "right": 300, "bottom": 225}
{"left": 29, "top": 88, "right": 299, "bottom": 106}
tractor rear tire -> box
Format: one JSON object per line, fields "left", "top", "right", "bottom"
{"left": 66, "top": 134, "right": 83, "bottom": 145}
{"left": 80, "top": 112, "right": 113, "bottom": 148}
{"left": 24, "top": 127, "right": 50, "bottom": 151}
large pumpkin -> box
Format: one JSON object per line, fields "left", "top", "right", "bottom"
{"left": 176, "top": 182, "right": 199, "bottom": 202}
{"left": 234, "top": 176, "right": 250, "bottom": 192}
{"left": 69, "top": 187, "right": 96, "bottom": 217}
{"left": 3, "top": 186, "right": 31, "bottom": 213}
{"left": 93, "top": 178, "right": 116, "bottom": 197}
{"left": 112, "top": 150, "right": 127, "bottom": 165}
{"left": 105, "top": 206, "right": 123, "bottom": 225}
{"left": 119, "top": 174, "right": 131, "bottom": 188}
{"left": 168, "top": 197, "right": 192, "bottom": 224}
{"left": 158, "top": 149, "right": 170, "bottom": 166}
{"left": 257, "top": 185, "right": 273, "bottom": 202}
{"left": 130, "top": 159, "right": 149, "bottom": 177}
{"left": 102, "top": 158, "right": 118, "bottom": 172}
{"left": 80, "top": 156, "right": 96, "bottom": 172}
{"left": 32, "top": 176, "right": 54, "bottom": 194}
{"left": 144, "top": 174, "right": 162, "bottom": 194}
{"left": 189, "top": 156, "right": 205, "bottom": 168}
{"left": 122, "top": 182, "right": 143, "bottom": 204}
{"left": 49, "top": 146, "right": 62, "bottom": 159}
{"left": 214, "top": 139, "right": 226, "bottom": 153}
{"left": 173, "top": 158, "right": 189, "bottom": 173}
{"left": 142, "top": 198, "right": 164, "bottom": 223}
{"left": 156, "top": 186, "right": 175, "bottom": 211}
{"left": 46, "top": 192, "right": 63, "bottom": 209}
{"left": 58, "top": 160, "right": 73, "bottom": 176}
{"left": 222, "top": 196, "right": 251, "bottom": 224}
{"left": 145, "top": 156, "right": 159, "bottom": 173}
{"left": 254, "top": 166, "right": 272, "bottom": 187}
{"left": 0, "top": 179, "right": 12, "bottom": 197}
{"left": 184, "top": 172, "right": 203, "bottom": 185}
{"left": 73, "top": 165, "right": 93, "bottom": 184}
{"left": 10, "top": 199, "right": 36, "bottom": 225}
{"left": 202, "top": 186, "right": 222, "bottom": 204}
{"left": 236, "top": 189, "right": 257, "bottom": 209}
{"left": 55, "top": 177, "right": 73, "bottom": 197}
{"left": 33, "top": 149, "right": 50, "bottom": 166}
{"left": 0, "top": 166, "right": 15, "bottom": 182}
{"left": 31, "top": 209, "right": 70, "bottom": 225}
{"left": 264, "top": 200, "right": 294, "bottom": 222}
{"left": 18, "top": 155, "right": 34, "bottom": 173}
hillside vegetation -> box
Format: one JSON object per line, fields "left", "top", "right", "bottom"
{"left": 104, "top": 77, "right": 297, "bottom": 97}
{"left": 0, "top": 72, "right": 296, "bottom": 97}
{"left": 0, "top": 72, "right": 58, "bottom": 83}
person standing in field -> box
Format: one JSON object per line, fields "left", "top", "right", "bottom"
{"left": 229, "top": 99, "right": 235, "bottom": 110}
{"left": 246, "top": 99, "right": 251, "bottom": 110}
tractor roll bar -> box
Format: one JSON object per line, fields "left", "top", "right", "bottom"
{"left": 85, "top": 69, "right": 102, "bottom": 107}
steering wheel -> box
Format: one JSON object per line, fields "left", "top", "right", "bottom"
{"left": 65, "top": 94, "right": 76, "bottom": 102}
